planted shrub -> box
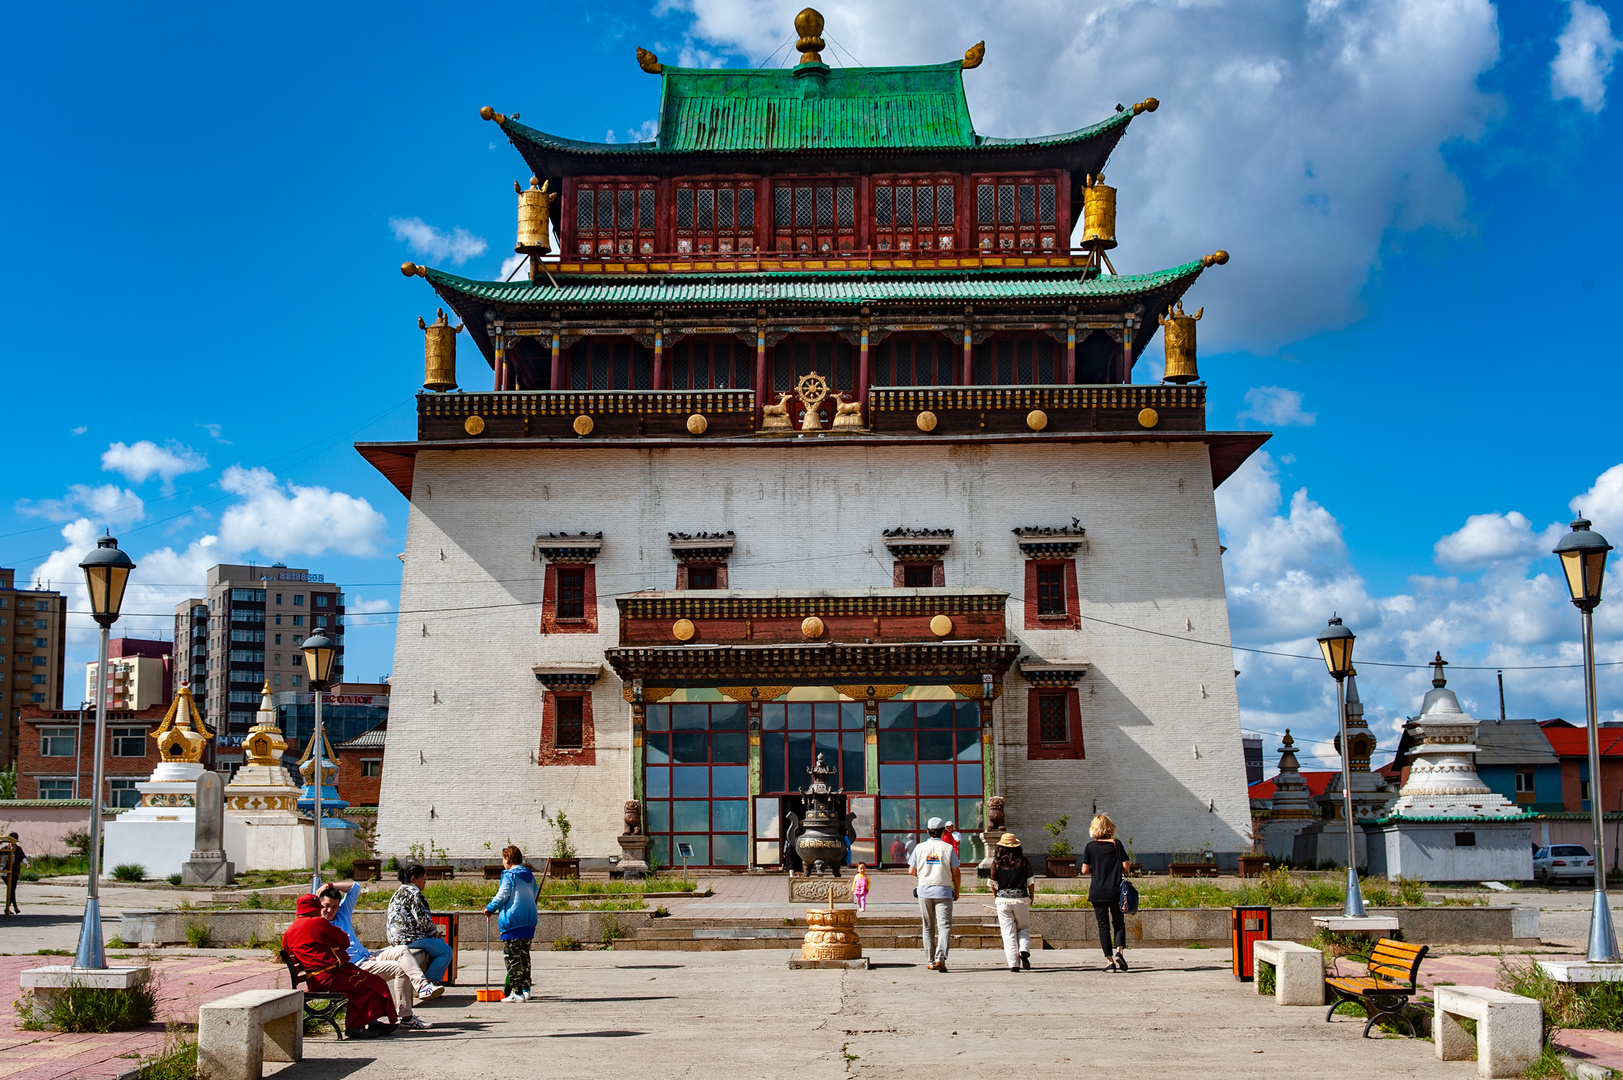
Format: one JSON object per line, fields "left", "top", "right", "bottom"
{"left": 184, "top": 920, "right": 211, "bottom": 948}
{"left": 111, "top": 863, "right": 146, "bottom": 882}
{"left": 18, "top": 977, "right": 159, "bottom": 1032}
{"left": 165, "top": 873, "right": 182, "bottom": 886}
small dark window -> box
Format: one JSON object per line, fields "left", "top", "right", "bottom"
{"left": 687, "top": 565, "right": 718, "bottom": 590}
{"left": 556, "top": 697, "right": 585, "bottom": 749}
{"left": 903, "top": 565, "right": 935, "bottom": 588}
{"left": 361, "top": 759, "right": 382, "bottom": 777}
{"left": 557, "top": 568, "right": 586, "bottom": 620}
{"left": 1036, "top": 566, "right": 1065, "bottom": 616}
{"left": 1454, "top": 831, "right": 1476, "bottom": 847}
{"left": 1038, "top": 695, "right": 1068, "bottom": 745}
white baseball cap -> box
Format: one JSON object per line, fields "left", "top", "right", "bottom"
{"left": 926, "top": 817, "right": 944, "bottom": 830}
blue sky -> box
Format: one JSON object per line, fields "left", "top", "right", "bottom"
{"left": 2, "top": 1, "right": 1620, "bottom": 774}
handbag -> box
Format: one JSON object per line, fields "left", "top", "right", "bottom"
{"left": 1119, "top": 879, "right": 1139, "bottom": 915}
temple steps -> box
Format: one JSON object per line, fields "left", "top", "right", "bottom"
{"left": 614, "top": 916, "right": 1043, "bottom": 952}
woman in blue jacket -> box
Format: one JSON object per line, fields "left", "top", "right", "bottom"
{"left": 484, "top": 845, "right": 539, "bottom": 1002}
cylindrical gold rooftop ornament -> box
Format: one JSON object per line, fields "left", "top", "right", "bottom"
{"left": 1081, "top": 174, "right": 1117, "bottom": 250}
{"left": 515, "top": 177, "right": 554, "bottom": 255}
{"left": 420, "top": 308, "right": 462, "bottom": 392}
{"left": 1159, "top": 300, "right": 1203, "bottom": 384}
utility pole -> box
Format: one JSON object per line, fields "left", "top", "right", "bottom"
{"left": 1497, "top": 670, "right": 1506, "bottom": 723}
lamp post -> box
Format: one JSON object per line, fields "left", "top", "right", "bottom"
{"left": 1316, "top": 615, "right": 1365, "bottom": 917}
{"left": 300, "top": 628, "right": 338, "bottom": 892}
{"left": 75, "top": 533, "right": 135, "bottom": 970}
{"left": 1554, "top": 517, "right": 1617, "bottom": 962}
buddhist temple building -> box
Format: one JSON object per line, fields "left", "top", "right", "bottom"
{"left": 361, "top": 10, "right": 1268, "bottom": 869}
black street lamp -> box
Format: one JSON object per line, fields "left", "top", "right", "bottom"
{"left": 75, "top": 533, "right": 136, "bottom": 970}
{"left": 1316, "top": 616, "right": 1365, "bottom": 918}
{"left": 300, "top": 629, "right": 338, "bottom": 889}
{"left": 1554, "top": 518, "right": 1617, "bottom": 962}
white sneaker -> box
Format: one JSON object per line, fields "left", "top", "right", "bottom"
{"left": 502, "top": 992, "right": 524, "bottom": 1003}
{"left": 402, "top": 1016, "right": 432, "bottom": 1030}
{"left": 519, "top": 991, "right": 531, "bottom": 1002}
{"left": 416, "top": 983, "right": 445, "bottom": 1001}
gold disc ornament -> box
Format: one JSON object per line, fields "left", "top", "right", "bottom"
{"left": 464, "top": 415, "right": 486, "bottom": 435}
{"left": 930, "top": 615, "right": 954, "bottom": 637}
{"left": 916, "top": 410, "right": 938, "bottom": 432}
{"left": 1137, "top": 408, "right": 1160, "bottom": 429}
{"left": 573, "top": 414, "right": 594, "bottom": 436}
{"left": 686, "top": 413, "right": 708, "bottom": 435}
{"left": 801, "top": 616, "right": 825, "bottom": 639}
{"left": 1026, "top": 410, "right": 1048, "bottom": 431}
{"left": 673, "top": 619, "right": 696, "bottom": 641}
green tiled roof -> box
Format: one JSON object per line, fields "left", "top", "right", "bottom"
{"left": 500, "top": 63, "right": 1134, "bottom": 156}
{"left": 424, "top": 261, "right": 1204, "bottom": 307}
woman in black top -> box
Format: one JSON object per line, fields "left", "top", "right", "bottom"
{"left": 990, "top": 833, "right": 1034, "bottom": 972}
{"left": 1079, "top": 813, "right": 1128, "bottom": 971}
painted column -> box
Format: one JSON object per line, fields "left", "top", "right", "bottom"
{"left": 1066, "top": 316, "right": 1077, "bottom": 384}
{"left": 858, "top": 314, "right": 871, "bottom": 414}
{"left": 754, "top": 320, "right": 768, "bottom": 422}
{"left": 747, "top": 698, "right": 763, "bottom": 868}
{"left": 493, "top": 324, "right": 507, "bottom": 391}
{"left": 981, "top": 675, "right": 997, "bottom": 808}
{"left": 961, "top": 321, "right": 974, "bottom": 385}
{"left": 549, "top": 323, "right": 562, "bottom": 391}
{"left": 630, "top": 680, "right": 645, "bottom": 804}
{"left": 652, "top": 315, "right": 665, "bottom": 390}
{"left": 1121, "top": 315, "right": 1135, "bottom": 383}
{"left": 864, "top": 695, "right": 879, "bottom": 794}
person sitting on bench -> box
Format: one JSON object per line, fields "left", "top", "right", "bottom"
{"left": 282, "top": 893, "right": 397, "bottom": 1038}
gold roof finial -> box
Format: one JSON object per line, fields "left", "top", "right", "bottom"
{"left": 636, "top": 46, "right": 663, "bottom": 74}
{"left": 962, "top": 41, "right": 985, "bottom": 69}
{"left": 151, "top": 682, "right": 214, "bottom": 763}
{"left": 795, "top": 8, "right": 825, "bottom": 64}
{"left": 478, "top": 105, "right": 508, "bottom": 125}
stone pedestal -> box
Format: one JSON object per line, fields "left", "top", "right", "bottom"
{"left": 978, "top": 829, "right": 1004, "bottom": 878}
{"left": 616, "top": 834, "right": 649, "bottom": 879}
{"left": 1312, "top": 915, "right": 1399, "bottom": 934}
{"left": 1537, "top": 961, "right": 1623, "bottom": 984}
{"left": 800, "top": 899, "right": 861, "bottom": 962}
{"left": 182, "top": 772, "right": 235, "bottom": 888}
{"left": 20, "top": 965, "right": 150, "bottom": 1011}
{"left": 790, "top": 877, "right": 853, "bottom": 903}
{"left": 103, "top": 762, "right": 205, "bottom": 879}
{"left": 1291, "top": 821, "right": 1368, "bottom": 871}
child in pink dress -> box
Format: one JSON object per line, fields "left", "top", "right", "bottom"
{"left": 852, "top": 864, "right": 870, "bottom": 911}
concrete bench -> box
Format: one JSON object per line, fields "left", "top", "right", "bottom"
{"left": 197, "top": 988, "right": 303, "bottom": 1080}
{"left": 1252, "top": 940, "right": 1324, "bottom": 1005}
{"left": 1434, "top": 985, "right": 1542, "bottom": 1079}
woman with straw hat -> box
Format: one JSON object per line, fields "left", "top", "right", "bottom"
{"left": 990, "top": 832, "right": 1035, "bottom": 972}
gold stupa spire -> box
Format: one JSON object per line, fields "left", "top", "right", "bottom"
{"left": 151, "top": 682, "right": 213, "bottom": 763}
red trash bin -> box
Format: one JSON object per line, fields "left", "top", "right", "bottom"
{"left": 1231, "top": 906, "right": 1270, "bottom": 981}
{"left": 430, "top": 913, "right": 459, "bottom": 985}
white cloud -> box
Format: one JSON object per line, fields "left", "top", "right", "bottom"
{"left": 498, "top": 253, "right": 528, "bottom": 281}
{"left": 1571, "top": 462, "right": 1623, "bottom": 539}
{"left": 198, "top": 422, "right": 232, "bottom": 444}
{"left": 217, "top": 465, "right": 389, "bottom": 558}
{"left": 17, "top": 484, "right": 146, "bottom": 530}
{"left": 1216, "top": 452, "right": 1623, "bottom": 769}
{"left": 669, "top": 0, "right": 1503, "bottom": 351}
{"left": 70, "top": 426, "right": 87, "bottom": 436}
{"left": 388, "top": 217, "right": 489, "bottom": 266}
{"left": 1238, "top": 386, "right": 1317, "bottom": 427}
{"left": 345, "top": 596, "right": 395, "bottom": 626}
{"left": 101, "top": 440, "right": 208, "bottom": 488}
{"left": 1552, "top": 0, "right": 1621, "bottom": 112}
{"left": 625, "top": 118, "right": 659, "bottom": 142}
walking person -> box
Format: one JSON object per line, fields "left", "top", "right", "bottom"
{"left": 484, "top": 845, "right": 539, "bottom": 1002}
{"left": 315, "top": 883, "right": 434, "bottom": 1029}
{"left": 991, "top": 833, "right": 1034, "bottom": 972}
{"left": 851, "top": 864, "right": 870, "bottom": 912}
{"left": 1, "top": 832, "right": 26, "bottom": 915}
{"left": 907, "top": 817, "right": 960, "bottom": 972}
{"left": 1080, "top": 813, "right": 1129, "bottom": 972}
{"left": 386, "top": 864, "right": 453, "bottom": 985}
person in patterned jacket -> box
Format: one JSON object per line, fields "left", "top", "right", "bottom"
{"left": 386, "top": 864, "right": 451, "bottom": 985}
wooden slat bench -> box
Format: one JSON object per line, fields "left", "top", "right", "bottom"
{"left": 279, "top": 950, "right": 347, "bottom": 1040}
{"left": 1325, "top": 937, "right": 1429, "bottom": 1037}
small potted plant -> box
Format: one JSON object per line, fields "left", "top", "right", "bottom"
{"left": 1123, "top": 836, "right": 1143, "bottom": 877}
{"left": 1238, "top": 827, "right": 1270, "bottom": 878}
{"left": 1042, "top": 815, "right": 1077, "bottom": 877}
{"left": 421, "top": 839, "right": 455, "bottom": 880}
{"left": 545, "top": 810, "right": 580, "bottom": 880}
{"left": 482, "top": 840, "right": 505, "bottom": 880}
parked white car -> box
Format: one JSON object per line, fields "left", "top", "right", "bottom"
{"left": 1533, "top": 844, "right": 1596, "bottom": 884}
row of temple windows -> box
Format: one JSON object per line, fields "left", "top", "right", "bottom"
{"left": 503, "top": 333, "right": 1119, "bottom": 392}
{"left": 570, "top": 173, "right": 1064, "bottom": 257}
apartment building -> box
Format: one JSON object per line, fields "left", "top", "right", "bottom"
{"left": 17, "top": 702, "right": 168, "bottom": 805}
{"left": 85, "top": 637, "right": 174, "bottom": 712}
{"left": 172, "top": 563, "right": 345, "bottom": 743}
{"left": 1, "top": 567, "right": 67, "bottom": 766}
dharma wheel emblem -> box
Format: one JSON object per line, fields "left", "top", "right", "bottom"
{"left": 796, "top": 372, "right": 829, "bottom": 432}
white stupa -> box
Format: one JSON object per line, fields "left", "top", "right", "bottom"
{"left": 222, "top": 683, "right": 314, "bottom": 871}
{"left": 1263, "top": 730, "right": 1319, "bottom": 862}
{"left": 1366, "top": 654, "right": 1533, "bottom": 881}
{"left": 102, "top": 683, "right": 213, "bottom": 878}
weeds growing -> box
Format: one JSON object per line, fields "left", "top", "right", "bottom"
{"left": 17, "top": 977, "right": 159, "bottom": 1032}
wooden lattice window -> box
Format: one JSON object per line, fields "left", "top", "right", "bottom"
{"left": 555, "top": 697, "right": 585, "bottom": 749}
{"left": 1036, "top": 567, "right": 1065, "bottom": 616}
{"left": 672, "top": 338, "right": 753, "bottom": 390}
{"left": 556, "top": 568, "right": 586, "bottom": 620}
{"left": 873, "top": 177, "right": 957, "bottom": 253}
{"left": 673, "top": 180, "right": 757, "bottom": 255}
{"left": 873, "top": 336, "right": 957, "bottom": 386}
{"left": 973, "top": 173, "right": 1061, "bottom": 253}
{"left": 772, "top": 179, "right": 855, "bottom": 254}
{"left": 573, "top": 180, "right": 657, "bottom": 258}
{"left": 1037, "top": 694, "right": 1068, "bottom": 745}
{"left": 567, "top": 340, "right": 654, "bottom": 390}
{"left": 972, "top": 334, "right": 1058, "bottom": 385}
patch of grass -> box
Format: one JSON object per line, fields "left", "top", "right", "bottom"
{"left": 1257, "top": 960, "right": 1276, "bottom": 996}
{"left": 23, "top": 853, "right": 88, "bottom": 880}
{"left": 136, "top": 1023, "right": 198, "bottom": 1080}
{"left": 111, "top": 863, "right": 147, "bottom": 883}
{"left": 166, "top": 873, "right": 182, "bottom": 887}
{"left": 1032, "top": 868, "right": 1448, "bottom": 910}
{"left": 1500, "top": 954, "right": 1623, "bottom": 1035}
{"left": 598, "top": 914, "right": 623, "bottom": 948}
{"left": 105, "top": 937, "right": 126, "bottom": 950}
{"left": 1520, "top": 1044, "right": 1575, "bottom": 1079}
{"left": 34, "top": 948, "right": 72, "bottom": 956}
{"left": 17, "top": 977, "right": 159, "bottom": 1032}
{"left": 1187, "top": 942, "right": 1208, "bottom": 949}
{"left": 184, "top": 921, "right": 211, "bottom": 949}
{"left": 551, "top": 937, "right": 582, "bottom": 951}
{"left": 243, "top": 930, "right": 279, "bottom": 951}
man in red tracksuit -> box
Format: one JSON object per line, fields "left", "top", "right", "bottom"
{"left": 282, "top": 893, "right": 397, "bottom": 1037}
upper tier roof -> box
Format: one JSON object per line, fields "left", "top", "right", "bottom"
{"left": 490, "top": 58, "right": 1148, "bottom": 176}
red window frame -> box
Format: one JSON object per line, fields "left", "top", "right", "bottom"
{"left": 542, "top": 564, "right": 598, "bottom": 634}
{"left": 570, "top": 178, "right": 658, "bottom": 260}
{"left": 972, "top": 171, "right": 1064, "bottom": 254}
{"left": 872, "top": 176, "right": 959, "bottom": 254}
{"left": 972, "top": 333, "right": 1060, "bottom": 385}
{"left": 673, "top": 178, "right": 758, "bottom": 256}
{"left": 1023, "top": 559, "right": 1080, "bottom": 630}
{"left": 894, "top": 561, "right": 944, "bottom": 588}
{"left": 678, "top": 563, "right": 727, "bottom": 590}
{"left": 1026, "top": 688, "right": 1084, "bottom": 760}
{"left": 771, "top": 177, "right": 857, "bottom": 254}
{"left": 539, "top": 691, "right": 596, "bottom": 765}
{"left": 566, "top": 339, "right": 654, "bottom": 390}
{"left": 872, "top": 334, "right": 958, "bottom": 387}
{"left": 671, "top": 337, "right": 753, "bottom": 391}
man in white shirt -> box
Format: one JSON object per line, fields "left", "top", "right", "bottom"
{"left": 907, "top": 817, "right": 961, "bottom": 972}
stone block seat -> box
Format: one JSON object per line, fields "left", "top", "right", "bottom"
{"left": 1252, "top": 940, "right": 1324, "bottom": 1005}
{"left": 197, "top": 988, "right": 303, "bottom": 1080}
{"left": 1433, "top": 985, "right": 1542, "bottom": 1078}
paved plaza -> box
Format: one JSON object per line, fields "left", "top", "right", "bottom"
{"left": 6, "top": 875, "right": 1623, "bottom": 1078}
